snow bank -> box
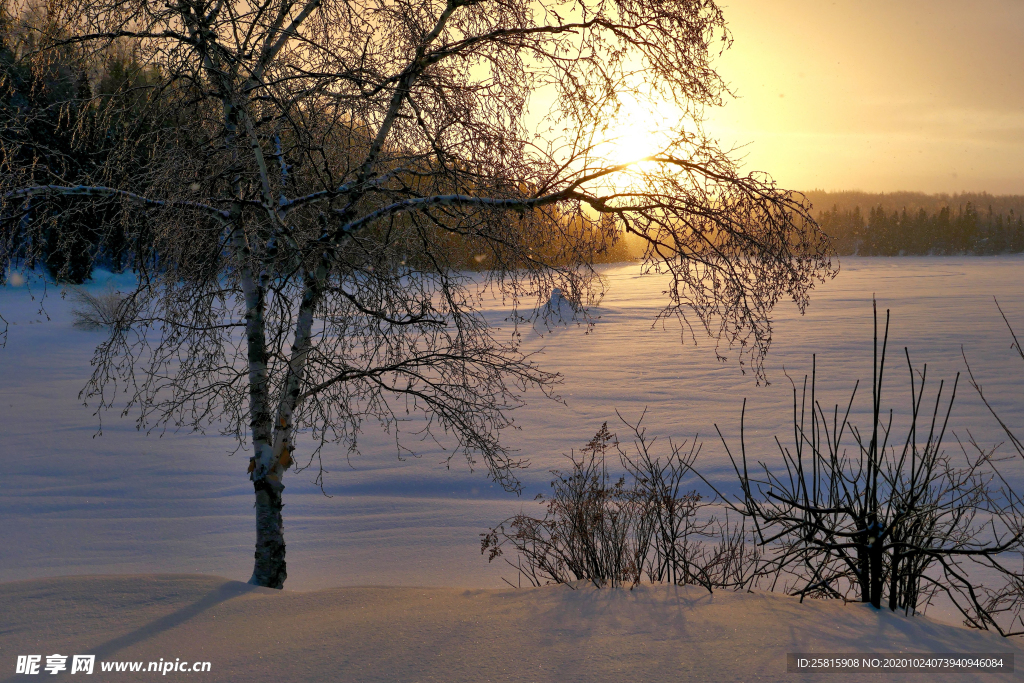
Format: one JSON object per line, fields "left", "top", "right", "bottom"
{"left": 2, "top": 574, "right": 1020, "bottom": 682}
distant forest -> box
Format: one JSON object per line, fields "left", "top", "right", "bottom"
{"left": 806, "top": 191, "right": 1024, "bottom": 256}
{"left": 1, "top": 35, "right": 633, "bottom": 283}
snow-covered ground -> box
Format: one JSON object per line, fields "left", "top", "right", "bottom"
{"left": 3, "top": 574, "right": 1021, "bottom": 682}
{"left": 4, "top": 256, "right": 1024, "bottom": 590}
{"left": 3, "top": 257, "right": 1024, "bottom": 679}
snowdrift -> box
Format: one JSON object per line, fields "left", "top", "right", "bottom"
{"left": 2, "top": 574, "right": 1020, "bottom": 682}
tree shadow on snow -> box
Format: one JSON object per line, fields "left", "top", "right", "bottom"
{"left": 1, "top": 580, "right": 260, "bottom": 682}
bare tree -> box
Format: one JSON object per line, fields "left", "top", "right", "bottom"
{"left": 712, "top": 303, "right": 1024, "bottom": 635}
{"left": 1, "top": 0, "right": 834, "bottom": 587}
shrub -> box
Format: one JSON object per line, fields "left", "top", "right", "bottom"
{"left": 713, "top": 302, "right": 1024, "bottom": 635}
{"left": 482, "top": 419, "right": 758, "bottom": 590}
{"left": 69, "top": 287, "right": 136, "bottom": 330}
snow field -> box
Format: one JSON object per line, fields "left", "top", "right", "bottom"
{"left": 2, "top": 257, "right": 1024, "bottom": 593}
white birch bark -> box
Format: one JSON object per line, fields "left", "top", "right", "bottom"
{"left": 221, "top": 90, "right": 288, "bottom": 586}
{"left": 271, "top": 261, "right": 327, "bottom": 471}
{"left": 231, "top": 217, "right": 287, "bottom": 587}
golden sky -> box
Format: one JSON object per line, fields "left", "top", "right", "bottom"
{"left": 703, "top": 0, "right": 1024, "bottom": 194}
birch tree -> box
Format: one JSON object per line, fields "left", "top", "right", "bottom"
{"left": 1, "top": 0, "right": 835, "bottom": 588}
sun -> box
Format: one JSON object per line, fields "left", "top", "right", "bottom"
{"left": 595, "top": 97, "right": 675, "bottom": 172}
{"left": 585, "top": 98, "right": 677, "bottom": 195}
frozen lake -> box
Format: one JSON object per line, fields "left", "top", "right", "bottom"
{"left": 2, "top": 256, "right": 1024, "bottom": 591}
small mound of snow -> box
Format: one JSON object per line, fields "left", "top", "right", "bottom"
{"left": 538, "top": 287, "right": 576, "bottom": 321}
{"left": 530, "top": 287, "right": 605, "bottom": 333}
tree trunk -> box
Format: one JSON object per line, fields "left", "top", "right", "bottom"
{"left": 249, "top": 478, "right": 287, "bottom": 588}
{"left": 888, "top": 553, "right": 900, "bottom": 611}
{"left": 857, "top": 546, "right": 871, "bottom": 603}
{"left": 869, "top": 540, "right": 883, "bottom": 608}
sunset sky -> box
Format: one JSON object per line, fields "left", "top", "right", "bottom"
{"left": 700, "top": 0, "right": 1024, "bottom": 194}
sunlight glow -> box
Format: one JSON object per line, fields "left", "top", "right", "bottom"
{"left": 596, "top": 97, "right": 673, "bottom": 168}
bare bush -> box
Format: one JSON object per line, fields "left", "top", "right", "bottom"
{"left": 485, "top": 303, "right": 1024, "bottom": 636}
{"left": 69, "top": 287, "right": 136, "bottom": 331}
{"left": 962, "top": 299, "right": 1024, "bottom": 632}
{"left": 709, "top": 302, "right": 1024, "bottom": 635}
{"left": 621, "top": 415, "right": 760, "bottom": 589}
{"left": 482, "top": 418, "right": 758, "bottom": 590}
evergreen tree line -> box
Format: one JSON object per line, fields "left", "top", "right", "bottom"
{"left": 808, "top": 191, "right": 1024, "bottom": 256}
{"left": 1, "top": 7, "right": 174, "bottom": 283}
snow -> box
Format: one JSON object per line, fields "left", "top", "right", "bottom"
{"left": 2, "top": 575, "right": 1021, "bottom": 681}
{"left": 3, "top": 257, "right": 1024, "bottom": 678}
